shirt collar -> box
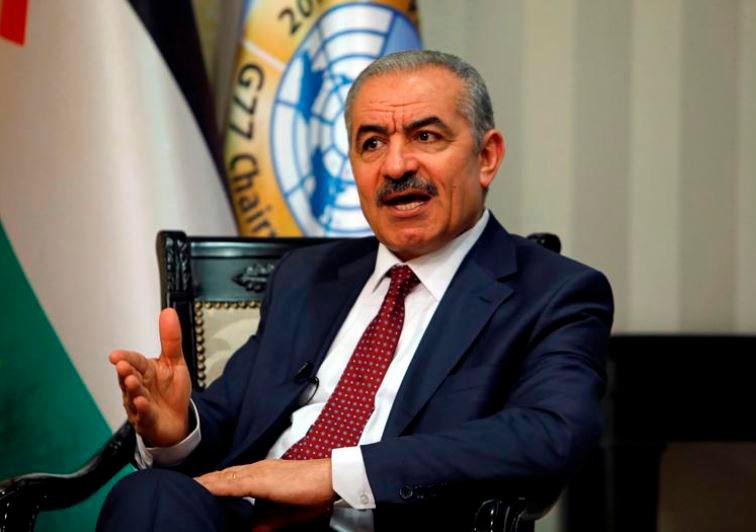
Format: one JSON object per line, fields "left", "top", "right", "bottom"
{"left": 369, "top": 209, "right": 490, "bottom": 301}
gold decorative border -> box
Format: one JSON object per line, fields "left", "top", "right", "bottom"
{"left": 192, "top": 300, "right": 262, "bottom": 388}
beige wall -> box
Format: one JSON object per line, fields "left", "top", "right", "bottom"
{"left": 419, "top": 0, "right": 756, "bottom": 336}
{"left": 418, "top": 1, "right": 756, "bottom": 531}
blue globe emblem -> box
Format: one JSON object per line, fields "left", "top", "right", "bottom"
{"left": 271, "top": 3, "right": 421, "bottom": 236}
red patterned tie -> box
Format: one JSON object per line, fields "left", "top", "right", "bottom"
{"left": 282, "top": 265, "right": 420, "bottom": 460}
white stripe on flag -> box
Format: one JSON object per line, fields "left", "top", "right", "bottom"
{"left": 0, "top": 0, "right": 235, "bottom": 429}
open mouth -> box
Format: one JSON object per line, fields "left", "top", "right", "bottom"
{"left": 381, "top": 191, "right": 433, "bottom": 211}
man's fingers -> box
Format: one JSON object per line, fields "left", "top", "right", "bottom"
{"left": 111, "top": 351, "right": 150, "bottom": 375}
{"left": 123, "top": 373, "right": 149, "bottom": 397}
{"left": 114, "top": 361, "right": 143, "bottom": 398}
{"left": 114, "top": 361, "right": 156, "bottom": 419}
{"left": 132, "top": 395, "right": 156, "bottom": 422}
{"left": 195, "top": 471, "right": 224, "bottom": 494}
{"left": 124, "top": 390, "right": 157, "bottom": 431}
{"left": 122, "top": 394, "right": 138, "bottom": 418}
{"left": 158, "top": 308, "right": 184, "bottom": 365}
{"left": 195, "top": 467, "right": 248, "bottom": 497}
{"left": 195, "top": 467, "right": 241, "bottom": 485}
{"left": 121, "top": 373, "right": 152, "bottom": 410}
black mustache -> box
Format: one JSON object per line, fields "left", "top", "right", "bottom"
{"left": 376, "top": 174, "right": 439, "bottom": 205}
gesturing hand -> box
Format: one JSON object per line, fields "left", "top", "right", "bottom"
{"left": 109, "top": 308, "right": 192, "bottom": 447}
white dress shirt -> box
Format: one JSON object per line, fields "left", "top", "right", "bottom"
{"left": 137, "top": 210, "right": 490, "bottom": 531}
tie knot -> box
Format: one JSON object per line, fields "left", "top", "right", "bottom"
{"left": 388, "top": 265, "right": 420, "bottom": 298}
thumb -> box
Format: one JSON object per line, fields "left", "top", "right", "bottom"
{"left": 158, "top": 307, "right": 184, "bottom": 365}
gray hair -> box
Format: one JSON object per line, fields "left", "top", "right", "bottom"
{"left": 344, "top": 50, "right": 495, "bottom": 150}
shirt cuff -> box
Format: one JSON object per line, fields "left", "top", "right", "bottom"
{"left": 134, "top": 400, "right": 201, "bottom": 468}
{"left": 331, "top": 446, "right": 376, "bottom": 510}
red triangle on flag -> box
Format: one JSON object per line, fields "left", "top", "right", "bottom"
{"left": 0, "top": 0, "right": 29, "bottom": 46}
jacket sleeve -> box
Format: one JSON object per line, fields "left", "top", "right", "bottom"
{"left": 361, "top": 268, "right": 613, "bottom": 505}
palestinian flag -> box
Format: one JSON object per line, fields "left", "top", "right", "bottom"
{"left": 0, "top": 1, "right": 234, "bottom": 529}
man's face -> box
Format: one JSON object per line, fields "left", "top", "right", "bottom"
{"left": 348, "top": 66, "right": 503, "bottom": 261}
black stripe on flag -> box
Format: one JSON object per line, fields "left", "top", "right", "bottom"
{"left": 126, "top": 0, "right": 228, "bottom": 195}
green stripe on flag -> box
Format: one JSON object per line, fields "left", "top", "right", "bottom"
{"left": 0, "top": 222, "right": 133, "bottom": 531}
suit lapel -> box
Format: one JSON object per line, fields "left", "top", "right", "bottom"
{"left": 291, "top": 249, "right": 377, "bottom": 373}
{"left": 227, "top": 240, "right": 377, "bottom": 463}
{"left": 383, "top": 218, "right": 518, "bottom": 437}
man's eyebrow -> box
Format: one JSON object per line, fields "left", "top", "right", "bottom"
{"left": 405, "top": 116, "right": 453, "bottom": 136}
{"left": 354, "top": 124, "right": 389, "bottom": 141}
{"left": 352, "top": 116, "right": 452, "bottom": 143}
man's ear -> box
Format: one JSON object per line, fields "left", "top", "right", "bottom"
{"left": 478, "top": 129, "right": 505, "bottom": 190}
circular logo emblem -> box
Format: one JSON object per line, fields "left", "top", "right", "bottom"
{"left": 270, "top": 3, "right": 420, "bottom": 236}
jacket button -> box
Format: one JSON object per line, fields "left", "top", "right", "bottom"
{"left": 399, "top": 486, "right": 414, "bottom": 500}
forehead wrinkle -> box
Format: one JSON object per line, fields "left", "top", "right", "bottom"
{"left": 361, "top": 91, "right": 432, "bottom": 118}
{"left": 355, "top": 104, "right": 443, "bottom": 133}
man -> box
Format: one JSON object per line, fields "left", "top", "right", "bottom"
{"left": 99, "top": 50, "right": 613, "bottom": 531}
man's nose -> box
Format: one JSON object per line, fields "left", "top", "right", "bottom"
{"left": 381, "top": 141, "right": 419, "bottom": 180}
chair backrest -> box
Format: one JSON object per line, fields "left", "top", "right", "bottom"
{"left": 156, "top": 231, "right": 334, "bottom": 389}
{"left": 156, "top": 231, "right": 562, "bottom": 390}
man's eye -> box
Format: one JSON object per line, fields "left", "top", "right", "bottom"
{"left": 416, "top": 131, "right": 439, "bottom": 142}
{"left": 361, "top": 137, "right": 382, "bottom": 151}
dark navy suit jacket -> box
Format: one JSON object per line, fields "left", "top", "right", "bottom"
{"left": 183, "top": 215, "right": 613, "bottom": 529}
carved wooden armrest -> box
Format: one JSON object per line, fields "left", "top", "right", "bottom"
{"left": 472, "top": 484, "right": 561, "bottom": 532}
{"left": 0, "top": 423, "right": 135, "bottom": 532}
